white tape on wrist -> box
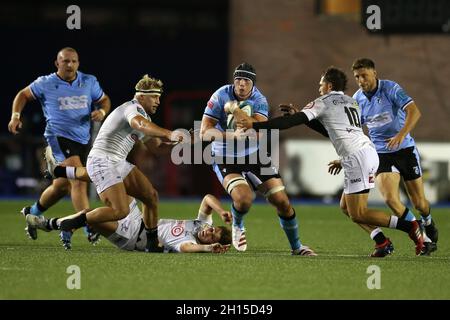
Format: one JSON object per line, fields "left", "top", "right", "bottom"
{"left": 12, "top": 112, "right": 21, "bottom": 119}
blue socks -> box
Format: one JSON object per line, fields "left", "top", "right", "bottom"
{"left": 421, "top": 209, "right": 432, "bottom": 226}
{"left": 231, "top": 204, "right": 247, "bottom": 229}
{"left": 30, "top": 201, "right": 46, "bottom": 216}
{"left": 279, "top": 209, "right": 301, "bottom": 251}
{"left": 400, "top": 208, "right": 416, "bottom": 222}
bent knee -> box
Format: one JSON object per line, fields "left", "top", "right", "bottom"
{"left": 232, "top": 194, "right": 253, "bottom": 212}
{"left": 112, "top": 206, "right": 130, "bottom": 220}
{"left": 141, "top": 188, "right": 159, "bottom": 206}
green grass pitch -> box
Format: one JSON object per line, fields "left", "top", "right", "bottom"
{"left": 0, "top": 199, "right": 449, "bottom": 299}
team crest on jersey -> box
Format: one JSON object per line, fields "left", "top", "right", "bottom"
{"left": 171, "top": 221, "right": 185, "bottom": 237}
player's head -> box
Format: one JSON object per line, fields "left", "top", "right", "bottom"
{"left": 233, "top": 62, "right": 256, "bottom": 100}
{"left": 319, "top": 66, "right": 348, "bottom": 96}
{"left": 55, "top": 47, "right": 79, "bottom": 81}
{"left": 134, "top": 74, "right": 164, "bottom": 114}
{"left": 351, "top": 58, "right": 377, "bottom": 93}
{"left": 197, "top": 226, "right": 232, "bottom": 245}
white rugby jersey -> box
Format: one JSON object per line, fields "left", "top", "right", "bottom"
{"left": 157, "top": 218, "right": 210, "bottom": 253}
{"left": 301, "top": 91, "right": 373, "bottom": 157}
{"left": 89, "top": 99, "right": 150, "bottom": 162}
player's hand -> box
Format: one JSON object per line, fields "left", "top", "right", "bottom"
{"left": 224, "top": 100, "right": 238, "bottom": 114}
{"left": 328, "top": 160, "right": 342, "bottom": 175}
{"left": 211, "top": 243, "right": 230, "bottom": 254}
{"left": 386, "top": 133, "right": 405, "bottom": 150}
{"left": 279, "top": 103, "right": 300, "bottom": 116}
{"left": 233, "top": 127, "right": 250, "bottom": 140}
{"left": 220, "top": 211, "right": 232, "bottom": 224}
{"left": 8, "top": 117, "right": 22, "bottom": 135}
{"left": 236, "top": 116, "right": 255, "bottom": 130}
{"left": 91, "top": 109, "right": 106, "bottom": 122}
{"left": 170, "top": 130, "right": 190, "bottom": 144}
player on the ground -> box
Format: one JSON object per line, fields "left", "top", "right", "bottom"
{"left": 8, "top": 47, "right": 111, "bottom": 249}
{"left": 23, "top": 74, "right": 185, "bottom": 252}
{"left": 199, "top": 62, "right": 316, "bottom": 256}
{"left": 237, "top": 66, "right": 425, "bottom": 256}
{"left": 26, "top": 194, "right": 231, "bottom": 253}
{"left": 351, "top": 58, "right": 438, "bottom": 255}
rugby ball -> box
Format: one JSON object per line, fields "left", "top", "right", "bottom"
{"left": 226, "top": 101, "right": 253, "bottom": 130}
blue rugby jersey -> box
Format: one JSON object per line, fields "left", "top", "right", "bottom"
{"left": 203, "top": 85, "right": 268, "bottom": 157}
{"left": 30, "top": 71, "right": 104, "bottom": 144}
{"left": 353, "top": 79, "right": 415, "bottom": 153}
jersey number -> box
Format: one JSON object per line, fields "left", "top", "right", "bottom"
{"left": 344, "top": 107, "right": 361, "bottom": 128}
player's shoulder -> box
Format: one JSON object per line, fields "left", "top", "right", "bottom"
{"left": 250, "top": 86, "right": 267, "bottom": 101}
{"left": 77, "top": 71, "right": 99, "bottom": 83}
{"left": 33, "top": 72, "right": 56, "bottom": 84}
{"left": 379, "top": 79, "right": 400, "bottom": 92}
{"left": 214, "top": 84, "right": 232, "bottom": 96}
{"left": 352, "top": 88, "right": 365, "bottom": 100}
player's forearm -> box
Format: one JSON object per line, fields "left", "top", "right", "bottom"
{"left": 203, "top": 194, "right": 225, "bottom": 216}
{"left": 200, "top": 127, "right": 237, "bottom": 141}
{"left": 134, "top": 120, "right": 172, "bottom": 140}
{"left": 98, "top": 94, "right": 111, "bottom": 115}
{"left": 399, "top": 103, "right": 421, "bottom": 138}
{"left": 253, "top": 112, "right": 309, "bottom": 131}
{"left": 180, "top": 243, "right": 212, "bottom": 253}
{"left": 11, "top": 90, "right": 30, "bottom": 117}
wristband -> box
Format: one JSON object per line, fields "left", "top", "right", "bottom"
{"left": 12, "top": 112, "right": 21, "bottom": 119}
{"left": 99, "top": 109, "right": 106, "bottom": 117}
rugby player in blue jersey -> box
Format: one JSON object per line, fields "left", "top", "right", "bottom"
{"left": 351, "top": 58, "right": 438, "bottom": 255}
{"left": 199, "top": 63, "right": 316, "bottom": 256}
{"left": 8, "top": 47, "right": 111, "bottom": 249}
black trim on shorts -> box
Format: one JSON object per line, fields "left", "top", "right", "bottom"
{"left": 349, "top": 189, "right": 370, "bottom": 195}
{"left": 56, "top": 136, "right": 89, "bottom": 165}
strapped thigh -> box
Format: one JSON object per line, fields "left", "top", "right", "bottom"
{"left": 225, "top": 177, "right": 249, "bottom": 195}
{"left": 263, "top": 185, "right": 286, "bottom": 198}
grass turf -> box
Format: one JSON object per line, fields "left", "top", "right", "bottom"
{"left": 0, "top": 200, "right": 448, "bottom": 299}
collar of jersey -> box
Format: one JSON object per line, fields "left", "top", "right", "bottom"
{"left": 329, "top": 90, "right": 344, "bottom": 95}
{"left": 53, "top": 71, "right": 80, "bottom": 85}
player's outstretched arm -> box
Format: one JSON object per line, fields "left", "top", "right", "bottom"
{"left": 130, "top": 115, "right": 178, "bottom": 142}
{"left": 239, "top": 111, "right": 310, "bottom": 131}
{"left": 8, "top": 87, "right": 35, "bottom": 135}
{"left": 198, "top": 194, "right": 232, "bottom": 224}
{"left": 180, "top": 242, "right": 230, "bottom": 253}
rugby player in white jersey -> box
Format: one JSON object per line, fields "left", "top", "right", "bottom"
{"left": 26, "top": 74, "right": 185, "bottom": 252}
{"left": 237, "top": 67, "right": 425, "bottom": 256}
{"left": 27, "top": 194, "right": 232, "bottom": 253}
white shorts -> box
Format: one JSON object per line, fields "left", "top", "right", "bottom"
{"left": 107, "top": 200, "right": 147, "bottom": 251}
{"left": 86, "top": 155, "right": 135, "bottom": 194}
{"left": 342, "top": 145, "right": 379, "bottom": 194}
